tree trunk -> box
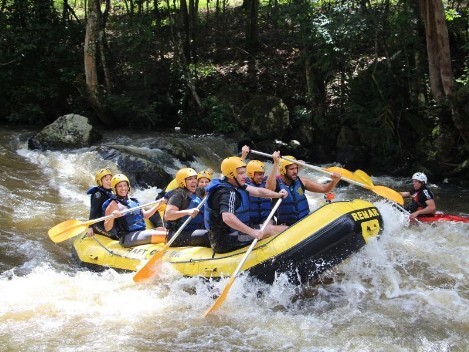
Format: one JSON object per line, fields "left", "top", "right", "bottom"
{"left": 168, "top": 0, "right": 202, "bottom": 109}
{"left": 305, "top": 55, "right": 327, "bottom": 137}
{"left": 84, "top": 0, "right": 99, "bottom": 98}
{"left": 418, "top": 0, "right": 469, "bottom": 169}
{"left": 245, "top": 0, "right": 259, "bottom": 51}
{"left": 418, "top": 0, "right": 453, "bottom": 101}
{"left": 99, "top": 0, "right": 112, "bottom": 93}
{"left": 189, "top": 0, "right": 198, "bottom": 63}
{"left": 84, "top": 0, "right": 112, "bottom": 124}
{"left": 180, "top": 0, "right": 190, "bottom": 62}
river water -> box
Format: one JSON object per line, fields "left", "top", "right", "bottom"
{"left": 0, "top": 127, "right": 468, "bottom": 351}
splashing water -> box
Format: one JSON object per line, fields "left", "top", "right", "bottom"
{"left": 1, "top": 128, "right": 468, "bottom": 351}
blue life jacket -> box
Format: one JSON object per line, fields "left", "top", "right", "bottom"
{"left": 87, "top": 186, "right": 112, "bottom": 197}
{"left": 166, "top": 193, "right": 205, "bottom": 232}
{"left": 87, "top": 186, "right": 113, "bottom": 218}
{"left": 102, "top": 197, "right": 146, "bottom": 236}
{"left": 204, "top": 179, "right": 250, "bottom": 231}
{"left": 276, "top": 177, "right": 309, "bottom": 225}
{"left": 246, "top": 178, "right": 272, "bottom": 224}
{"left": 163, "top": 189, "right": 175, "bottom": 200}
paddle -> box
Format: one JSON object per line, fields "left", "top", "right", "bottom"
{"left": 133, "top": 196, "right": 208, "bottom": 283}
{"left": 250, "top": 150, "right": 404, "bottom": 205}
{"left": 48, "top": 199, "right": 164, "bottom": 244}
{"left": 204, "top": 198, "right": 283, "bottom": 317}
{"left": 325, "top": 167, "right": 374, "bottom": 187}
{"left": 392, "top": 202, "right": 422, "bottom": 224}
{"left": 352, "top": 169, "right": 374, "bottom": 186}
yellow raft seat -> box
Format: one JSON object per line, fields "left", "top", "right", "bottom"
{"left": 72, "top": 199, "right": 383, "bottom": 284}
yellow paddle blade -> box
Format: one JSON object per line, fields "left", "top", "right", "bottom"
{"left": 203, "top": 276, "right": 236, "bottom": 317}
{"left": 326, "top": 167, "right": 402, "bottom": 204}
{"left": 353, "top": 169, "right": 374, "bottom": 186}
{"left": 133, "top": 244, "right": 169, "bottom": 283}
{"left": 203, "top": 199, "right": 281, "bottom": 317}
{"left": 325, "top": 166, "right": 355, "bottom": 180}
{"left": 371, "top": 185, "right": 404, "bottom": 205}
{"left": 134, "top": 197, "right": 208, "bottom": 283}
{"left": 165, "top": 178, "right": 178, "bottom": 192}
{"left": 48, "top": 220, "right": 89, "bottom": 243}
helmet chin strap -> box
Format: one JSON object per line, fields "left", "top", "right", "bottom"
{"left": 234, "top": 176, "right": 243, "bottom": 188}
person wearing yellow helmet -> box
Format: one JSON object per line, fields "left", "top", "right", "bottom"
{"left": 266, "top": 151, "right": 341, "bottom": 225}
{"left": 197, "top": 168, "right": 213, "bottom": 188}
{"left": 163, "top": 167, "right": 209, "bottom": 247}
{"left": 102, "top": 174, "right": 166, "bottom": 247}
{"left": 245, "top": 159, "right": 276, "bottom": 224}
{"left": 86, "top": 168, "right": 117, "bottom": 239}
{"left": 204, "top": 156, "right": 288, "bottom": 254}
{"left": 399, "top": 172, "right": 436, "bottom": 219}
{"left": 240, "top": 145, "right": 276, "bottom": 225}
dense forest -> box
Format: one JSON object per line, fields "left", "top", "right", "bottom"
{"left": 1, "top": 0, "right": 468, "bottom": 181}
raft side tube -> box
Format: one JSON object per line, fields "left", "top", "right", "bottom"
{"left": 71, "top": 199, "right": 383, "bottom": 282}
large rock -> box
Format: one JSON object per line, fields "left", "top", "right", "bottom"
{"left": 96, "top": 146, "right": 172, "bottom": 188}
{"left": 238, "top": 95, "right": 289, "bottom": 140}
{"left": 28, "top": 114, "right": 101, "bottom": 150}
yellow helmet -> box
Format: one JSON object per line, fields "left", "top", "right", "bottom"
{"left": 197, "top": 168, "right": 213, "bottom": 181}
{"left": 111, "top": 174, "right": 130, "bottom": 193}
{"left": 246, "top": 160, "right": 265, "bottom": 179}
{"left": 176, "top": 167, "right": 198, "bottom": 188}
{"left": 95, "top": 168, "right": 112, "bottom": 187}
{"left": 279, "top": 156, "right": 297, "bottom": 175}
{"left": 221, "top": 156, "right": 246, "bottom": 179}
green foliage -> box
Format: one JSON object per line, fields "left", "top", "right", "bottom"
{"left": 345, "top": 61, "right": 408, "bottom": 156}
{"left": 455, "top": 64, "right": 469, "bottom": 85}
{"left": 292, "top": 106, "right": 310, "bottom": 121}
{"left": 0, "top": 0, "right": 467, "bottom": 175}
{"left": 0, "top": 0, "right": 84, "bottom": 124}
{"left": 202, "top": 96, "right": 237, "bottom": 134}
{"left": 104, "top": 94, "right": 160, "bottom": 128}
{"left": 190, "top": 62, "right": 217, "bottom": 79}
{"left": 445, "top": 8, "right": 461, "bottom": 22}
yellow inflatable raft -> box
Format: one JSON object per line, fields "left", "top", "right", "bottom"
{"left": 72, "top": 199, "right": 382, "bottom": 284}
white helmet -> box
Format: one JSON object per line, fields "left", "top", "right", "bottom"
{"left": 412, "top": 172, "right": 427, "bottom": 183}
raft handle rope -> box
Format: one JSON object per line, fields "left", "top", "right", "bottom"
{"left": 90, "top": 235, "right": 123, "bottom": 257}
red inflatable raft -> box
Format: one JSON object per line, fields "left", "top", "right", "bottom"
{"left": 415, "top": 213, "right": 469, "bottom": 223}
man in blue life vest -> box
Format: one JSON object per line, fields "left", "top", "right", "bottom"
{"left": 246, "top": 160, "right": 274, "bottom": 225}
{"left": 204, "top": 156, "right": 288, "bottom": 254}
{"left": 399, "top": 172, "right": 436, "bottom": 219}
{"left": 240, "top": 145, "right": 273, "bottom": 225}
{"left": 265, "top": 151, "right": 341, "bottom": 226}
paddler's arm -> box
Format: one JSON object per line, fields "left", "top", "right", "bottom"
{"left": 302, "top": 172, "right": 341, "bottom": 193}
{"left": 164, "top": 203, "right": 199, "bottom": 220}
{"left": 240, "top": 145, "right": 250, "bottom": 162}
{"left": 222, "top": 212, "right": 265, "bottom": 240}
{"left": 410, "top": 199, "right": 436, "bottom": 218}
{"left": 246, "top": 185, "right": 287, "bottom": 199}
{"left": 104, "top": 200, "right": 121, "bottom": 231}
{"left": 142, "top": 198, "right": 166, "bottom": 219}
{"left": 265, "top": 151, "right": 280, "bottom": 191}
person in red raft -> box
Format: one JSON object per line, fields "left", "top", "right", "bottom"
{"left": 399, "top": 172, "right": 436, "bottom": 219}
